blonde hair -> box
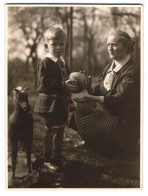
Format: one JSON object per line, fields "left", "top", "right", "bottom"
{"left": 44, "top": 25, "right": 66, "bottom": 43}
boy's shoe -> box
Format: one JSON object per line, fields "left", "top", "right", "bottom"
{"left": 44, "top": 162, "right": 59, "bottom": 173}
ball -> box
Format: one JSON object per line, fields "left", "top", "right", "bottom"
{"left": 69, "top": 72, "right": 88, "bottom": 93}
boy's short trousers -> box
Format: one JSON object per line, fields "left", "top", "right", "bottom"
{"left": 39, "top": 112, "right": 68, "bottom": 128}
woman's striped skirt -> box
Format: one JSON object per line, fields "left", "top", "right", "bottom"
{"left": 75, "top": 102, "right": 119, "bottom": 153}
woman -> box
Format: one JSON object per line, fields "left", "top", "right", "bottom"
{"left": 73, "top": 31, "right": 140, "bottom": 154}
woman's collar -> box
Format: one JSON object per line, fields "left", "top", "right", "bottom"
{"left": 108, "top": 55, "right": 130, "bottom": 72}
{"left": 114, "top": 55, "right": 130, "bottom": 68}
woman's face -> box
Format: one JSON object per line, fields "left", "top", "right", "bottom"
{"left": 107, "top": 35, "right": 128, "bottom": 61}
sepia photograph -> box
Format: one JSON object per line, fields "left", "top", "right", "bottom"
{"left": 6, "top": 3, "right": 142, "bottom": 189}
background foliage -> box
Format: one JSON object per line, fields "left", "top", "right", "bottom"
{"left": 7, "top": 5, "right": 141, "bottom": 93}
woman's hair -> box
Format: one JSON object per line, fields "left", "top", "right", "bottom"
{"left": 44, "top": 25, "right": 66, "bottom": 43}
{"left": 110, "top": 31, "right": 135, "bottom": 53}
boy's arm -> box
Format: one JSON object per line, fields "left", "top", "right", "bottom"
{"left": 37, "top": 58, "right": 65, "bottom": 94}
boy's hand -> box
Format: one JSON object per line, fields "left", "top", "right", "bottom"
{"left": 65, "top": 80, "right": 79, "bottom": 93}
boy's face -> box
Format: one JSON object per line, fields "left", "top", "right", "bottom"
{"left": 47, "top": 37, "right": 66, "bottom": 58}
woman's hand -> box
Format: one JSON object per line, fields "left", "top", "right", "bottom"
{"left": 72, "top": 89, "right": 93, "bottom": 103}
{"left": 73, "top": 93, "right": 104, "bottom": 103}
{"left": 73, "top": 96, "right": 93, "bottom": 103}
{"left": 73, "top": 94, "right": 97, "bottom": 103}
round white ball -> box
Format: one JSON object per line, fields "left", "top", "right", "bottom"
{"left": 69, "top": 72, "right": 87, "bottom": 93}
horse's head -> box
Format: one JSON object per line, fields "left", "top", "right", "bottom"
{"left": 13, "top": 86, "right": 31, "bottom": 112}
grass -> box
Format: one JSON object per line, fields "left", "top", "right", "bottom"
{"left": 7, "top": 79, "right": 141, "bottom": 188}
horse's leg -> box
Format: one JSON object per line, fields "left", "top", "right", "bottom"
{"left": 26, "top": 141, "right": 32, "bottom": 174}
{"left": 10, "top": 138, "right": 18, "bottom": 179}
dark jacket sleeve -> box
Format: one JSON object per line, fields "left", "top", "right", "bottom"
{"left": 66, "top": 63, "right": 71, "bottom": 76}
{"left": 93, "top": 72, "right": 106, "bottom": 95}
{"left": 104, "top": 66, "right": 140, "bottom": 113}
{"left": 37, "top": 58, "right": 65, "bottom": 94}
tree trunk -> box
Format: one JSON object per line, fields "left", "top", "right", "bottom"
{"left": 69, "top": 7, "right": 73, "bottom": 71}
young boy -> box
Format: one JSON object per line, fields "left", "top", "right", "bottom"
{"left": 34, "top": 25, "right": 77, "bottom": 171}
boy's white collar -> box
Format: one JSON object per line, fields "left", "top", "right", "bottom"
{"left": 45, "top": 53, "right": 65, "bottom": 63}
